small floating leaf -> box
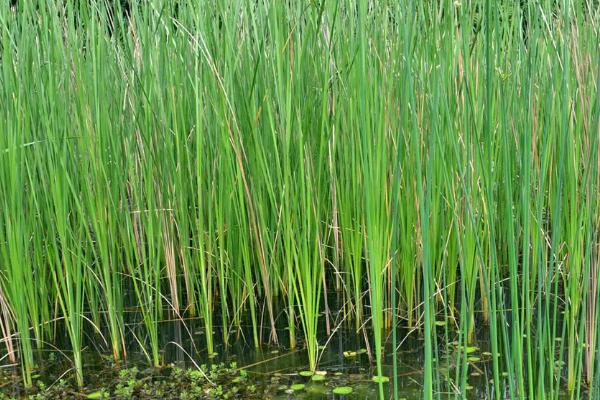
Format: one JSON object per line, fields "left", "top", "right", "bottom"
{"left": 467, "top": 356, "right": 480, "bottom": 362}
{"left": 465, "top": 346, "right": 479, "bottom": 354}
{"left": 86, "top": 392, "right": 107, "bottom": 399}
{"left": 482, "top": 352, "right": 492, "bottom": 356}
{"left": 371, "top": 375, "right": 390, "bottom": 384}
{"left": 290, "top": 384, "right": 306, "bottom": 391}
{"left": 299, "top": 370, "right": 314, "bottom": 377}
{"left": 333, "top": 386, "right": 353, "bottom": 395}
{"left": 315, "top": 370, "right": 327, "bottom": 376}
{"left": 343, "top": 351, "right": 357, "bottom": 358}
{"left": 311, "top": 374, "right": 326, "bottom": 382}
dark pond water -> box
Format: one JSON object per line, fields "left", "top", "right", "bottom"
{"left": 0, "top": 309, "right": 577, "bottom": 399}
{"left": 0, "top": 318, "right": 488, "bottom": 399}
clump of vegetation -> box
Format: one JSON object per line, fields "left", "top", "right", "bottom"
{"left": 0, "top": 362, "right": 257, "bottom": 399}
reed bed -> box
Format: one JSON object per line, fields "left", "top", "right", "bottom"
{"left": 0, "top": 0, "right": 599, "bottom": 398}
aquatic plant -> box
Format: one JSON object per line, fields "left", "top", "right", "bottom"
{"left": 0, "top": 1, "right": 598, "bottom": 399}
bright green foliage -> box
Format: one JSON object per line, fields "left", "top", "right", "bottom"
{"left": 0, "top": 1, "right": 598, "bottom": 399}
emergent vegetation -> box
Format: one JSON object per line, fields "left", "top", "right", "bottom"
{"left": 0, "top": 0, "right": 599, "bottom": 398}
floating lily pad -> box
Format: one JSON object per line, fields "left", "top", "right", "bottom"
{"left": 467, "top": 356, "right": 480, "bottom": 362}
{"left": 312, "top": 374, "right": 326, "bottom": 382}
{"left": 290, "top": 383, "right": 306, "bottom": 391}
{"left": 465, "top": 346, "right": 479, "bottom": 354}
{"left": 333, "top": 386, "right": 353, "bottom": 395}
{"left": 298, "top": 370, "right": 314, "bottom": 377}
{"left": 371, "top": 375, "right": 390, "bottom": 384}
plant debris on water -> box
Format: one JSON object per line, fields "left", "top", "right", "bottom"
{"left": 0, "top": 362, "right": 258, "bottom": 400}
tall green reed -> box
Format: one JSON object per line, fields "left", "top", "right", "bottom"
{"left": 0, "top": 2, "right": 598, "bottom": 398}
